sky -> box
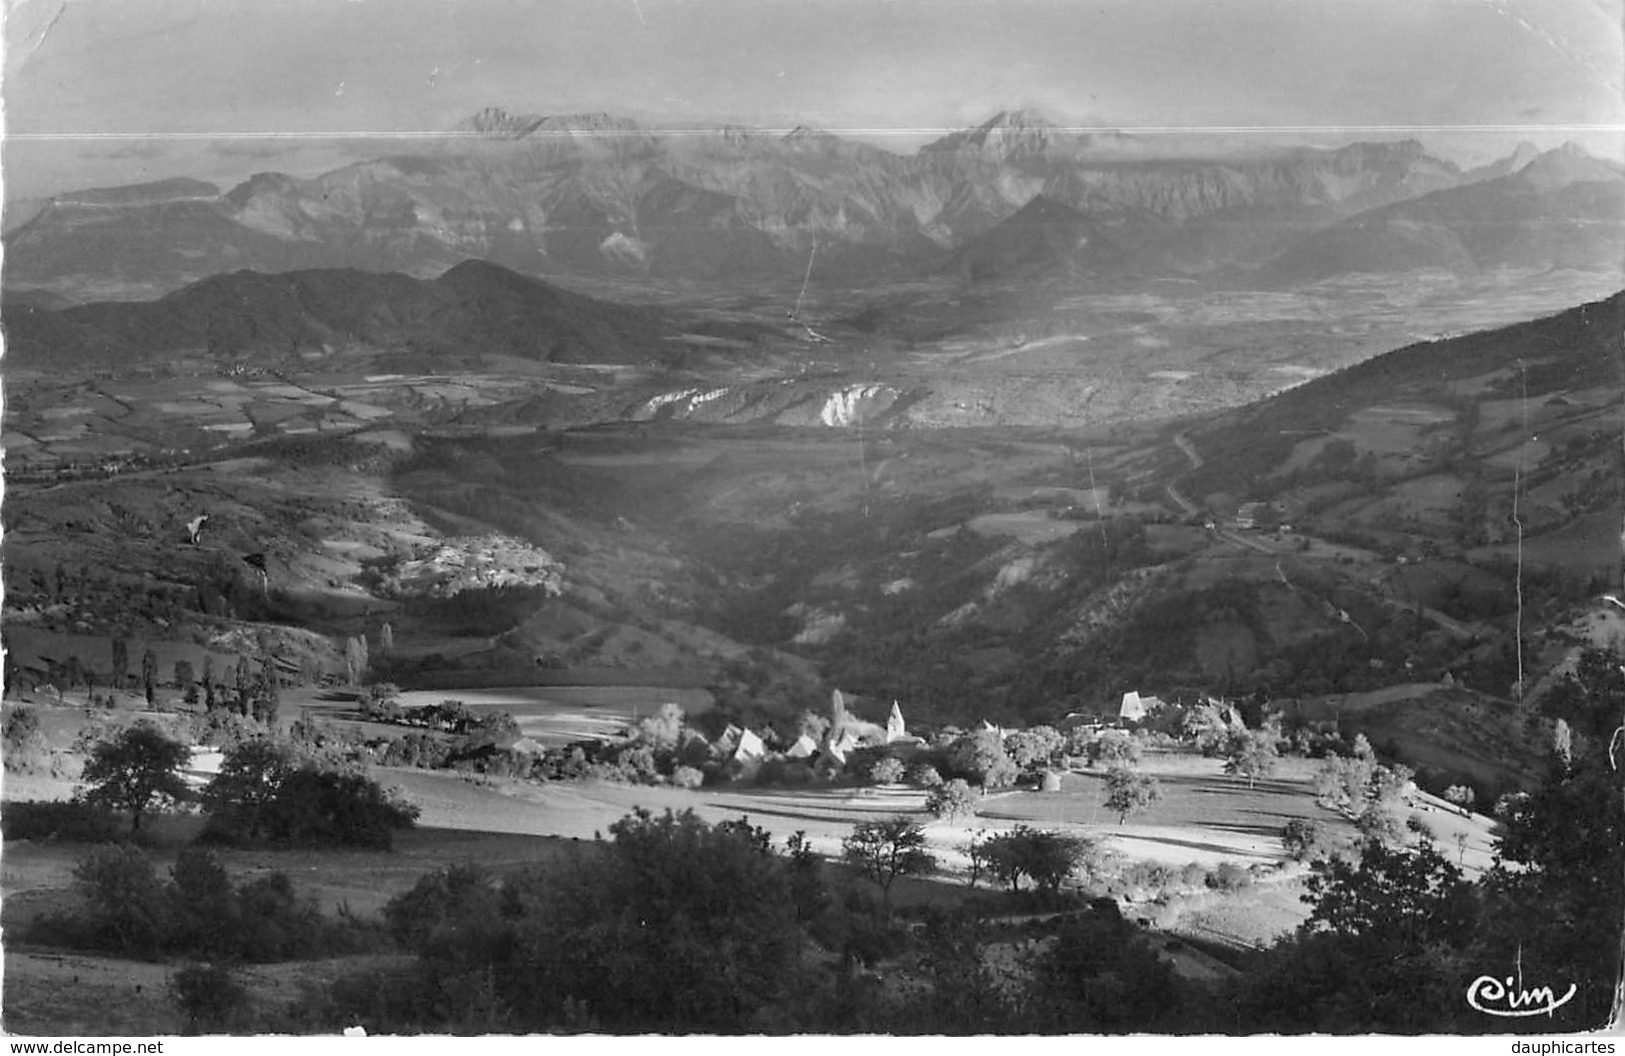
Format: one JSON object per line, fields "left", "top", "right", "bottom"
{"left": 3, "top": 0, "right": 1623, "bottom": 199}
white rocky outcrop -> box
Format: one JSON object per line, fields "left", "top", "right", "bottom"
{"left": 819, "top": 384, "right": 896, "bottom": 427}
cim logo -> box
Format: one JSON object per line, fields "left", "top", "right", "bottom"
{"left": 1465, "top": 972, "right": 1578, "bottom": 1018}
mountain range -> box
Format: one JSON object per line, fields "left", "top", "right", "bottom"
{"left": 7, "top": 109, "right": 1620, "bottom": 301}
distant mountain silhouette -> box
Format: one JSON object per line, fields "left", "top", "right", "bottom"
{"left": 1263, "top": 144, "right": 1625, "bottom": 284}
{"left": 1187, "top": 289, "right": 1625, "bottom": 495}
{"left": 4, "top": 260, "right": 675, "bottom": 368}
{"left": 947, "top": 194, "right": 1134, "bottom": 281}
{"left": 1, "top": 110, "right": 1568, "bottom": 299}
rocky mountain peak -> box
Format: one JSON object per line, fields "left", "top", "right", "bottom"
{"left": 919, "top": 108, "right": 1059, "bottom": 161}
{"left": 453, "top": 108, "right": 642, "bottom": 139}
{"left": 453, "top": 107, "right": 548, "bottom": 138}
{"left": 1514, "top": 141, "right": 1622, "bottom": 191}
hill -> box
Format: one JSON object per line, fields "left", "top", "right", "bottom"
{"left": 946, "top": 195, "right": 1134, "bottom": 282}
{"left": 1263, "top": 145, "right": 1625, "bottom": 283}
{"left": 2, "top": 260, "right": 681, "bottom": 369}
{"left": 1185, "top": 289, "right": 1625, "bottom": 494}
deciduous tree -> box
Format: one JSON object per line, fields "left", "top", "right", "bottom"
{"left": 1222, "top": 728, "right": 1278, "bottom": 790}
{"left": 79, "top": 722, "right": 191, "bottom": 832}
{"left": 925, "top": 777, "right": 980, "bottom": 820}
{"left": 1104, "top": 765, "right": 1162, "bottom": 826}
{"left": 842, "top": 816, "right": 935, "bottom": 920}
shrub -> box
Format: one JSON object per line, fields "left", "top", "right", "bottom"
{"left": 384, "top": 863, "right": 505, "bottom": 952}
{"left": 1205, "top": 861, "right": 1254, "bottom": 892}
{"left": 907, "top": 763, "right": 943, "bottom": 788}
{"left": 1115, "top": 860, "right": 1174, "bottom": 899}
{"left": 3, "top": 705, "right": 48, "bottom": 772}
{"left": 235, "top": 872, "right": 332, "bottom": 960}
{"left": 170, "top": 962, "right": 251, "bottom": 1034}
{"left": 72, "top": 844, "right": 170, "bottom": 957}
{"left": 869, "top": 756, "right": 906, "bottom": 784}
{"left": 1281, "top": 817, "right": 1330, "bottom": 862}
{"left": 1086, "top": 729, "right": 1140, "bottom": 769}
{"left": 525, "top": 808, "right": 804, "bottom": 1030}
{"left": 260, "top": 767, "right": 420, "bottom": 850}
{"left": 669, "top": 765, "right": 705, "bottom": 790}
{"left": 167, "top": 847, "right": 239, "bottom": 955}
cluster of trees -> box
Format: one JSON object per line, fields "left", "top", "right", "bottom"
{"left": 359, "top": 685, "right": 518, "bottom": 739}
{"left": 1231, "top": 648, "right": 1625, "bottom": 1033}
{"left": 28, "top": 844, "right": 374, "bottom": 965}
{"left": 967, "top": 825, "right": 1101, "bottom": 894}
{"left": 294, "top": 806, "right": 1184, "bottom": 1035}
{"left": 191, "top": 652, "right": 283, "bottom": 725}
{"left": 201, "top": 737, "right": 419, "bottom": 850}
{"left": 1311, "top": 734, "right": 1418, "bottom": 847}
{"left": 307, "top": 809, "right": 823, "bottom": 1033}
{"left": 70, "top": 720, "right": 418, "bottom": 850}
{"left": 16, "top": 564, "right": 195, "bottom": 630}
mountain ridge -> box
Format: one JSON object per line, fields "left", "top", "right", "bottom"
{"left": 3, "top": 260, "right": 683, "bottom": 369}
{"left": 4, "top": 110, "right": 1612, "bottom": 299}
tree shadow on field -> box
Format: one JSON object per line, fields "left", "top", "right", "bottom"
{"left": 1112, "top": 831, "right": 1275, "bottom": 861}
{"left": 698, "top": 798, "right": 927, "bottom": 828}
{"left": 1180, "top": 776, "right": 1304, "bottom": 798}
{"left": 1199, "top": 819, "right": 1292, "bottom": 840}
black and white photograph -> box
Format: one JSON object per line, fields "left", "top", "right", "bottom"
{"left": 2, "top": 0, "right": 1622, "bottom": 1040}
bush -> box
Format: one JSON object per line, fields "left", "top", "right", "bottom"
{"left": 170, "top": 962, "right": 251, "bottom": 1034}
{"left": 260, "top": 767, "right": 420, "bottom": 850}
{"left": 4, "top": 705, "right": 49, "bottom": 772}
{"left": 869, "top": 756, "right": 906, "bottom": 784}
{"left": 1281, "top": 817, "right": 1330, "bottom": 862}
{"left": 1205, "top": 861, "right": 1254, "bottom": 892}
{"left": 72, "top": 844, "right": 171, "bottom": 957}
{"left": 202, "top": 744, "right": 419, "bottom": 850}
{"left": 1086, "top": 729, "right": 1140, "bottom": 769}
{"left": 669, "top": 765, "right": 705, "bottom": 789}
{"left": 1115, "top": 860, "right": 1174, "bottom": 899}
{"left": 907, "top": 763, "right": 943, "bottom": 788}
{"left": 167, "top": 847, "right": 239, "bottom": 954}
{"left": 235, "top": 872, "right": 334, "bottom": 960}
{"left": 1, "top": 799, "right": 120, "bottom": 842}
{"left": 384, "top": 863, "right": 505, "bottom": 952}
